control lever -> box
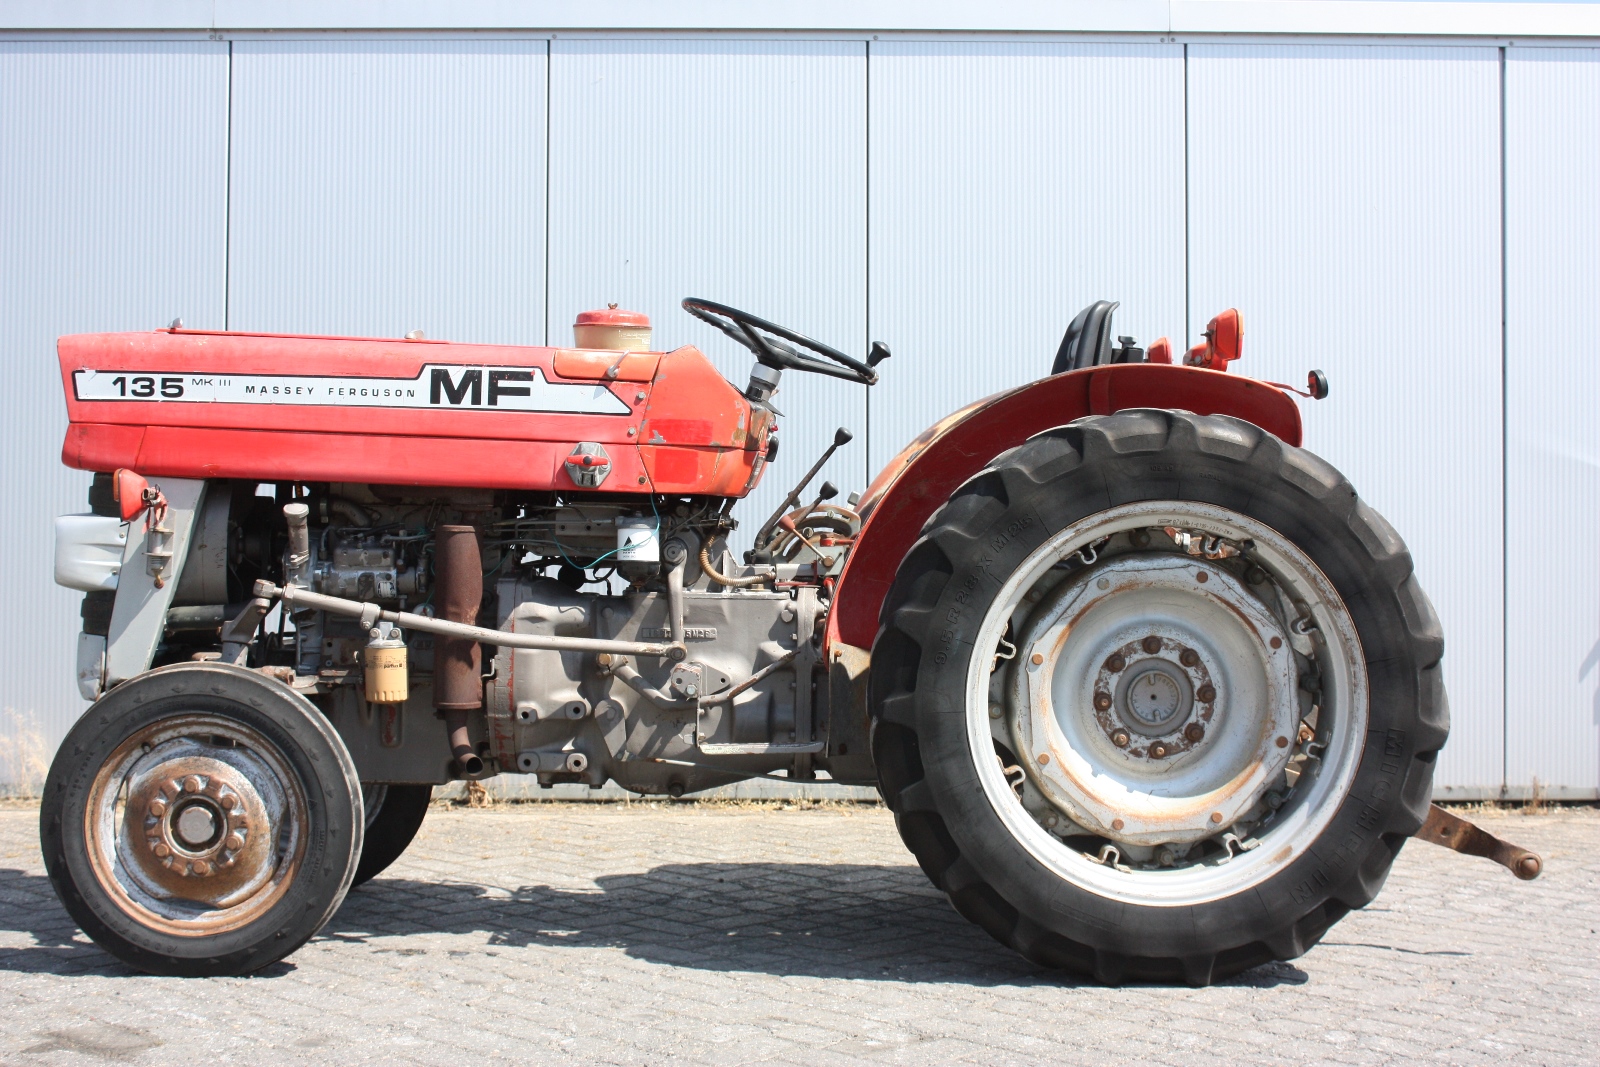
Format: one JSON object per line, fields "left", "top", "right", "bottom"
{"left": 749, "top": 427, "right": 853, "bottom": 561}
{"left": 778, "top": 511, "right": 838, "bottom": 569}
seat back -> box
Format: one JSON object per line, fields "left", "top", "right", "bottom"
{"left": 1051, "top": 299, "right": 1120, "bottom": 374}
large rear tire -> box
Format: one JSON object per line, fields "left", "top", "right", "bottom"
{"left": 40, "top": 662, "right": 363, "bottom": 977}
{"left": 869, "top": 410, "right": 1447, "bottom": 985}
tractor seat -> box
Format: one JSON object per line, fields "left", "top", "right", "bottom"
{"left": 1051, "top": 300, "right": 1147, "bottom": 373}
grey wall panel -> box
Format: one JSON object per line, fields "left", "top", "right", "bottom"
{"left": 1505, "top": 48, "right": 1600, "bottom": 799}
{"left": 228, "top": 41, "right": 546, "bottom": 344}
{"left": 1186, "top": 45, "right": 1503, "bottom": 791}
{"left": 0, "top": 42, "right": 228, "bottom": 787}
{"left": 866, "top": 42, "right": 1186, "bottom": 480}
{"left": 547, "top": 40, "right": 867, "bottom": 540}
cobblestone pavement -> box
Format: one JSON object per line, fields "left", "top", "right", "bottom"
{"left": 1, "top": 801, "right": 1595, "bottom": 1066}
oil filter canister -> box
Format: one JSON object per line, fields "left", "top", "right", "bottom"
{"left": 363, "top": 627, "right": 409, "bottom": 704}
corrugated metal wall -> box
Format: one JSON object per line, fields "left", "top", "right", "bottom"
{"left": 0, "top": 42, "right": 229, "bottom": 787}
{"left": 867, "top": 41, "right": 1186, "bottom": 478}
{"left": 227, "top": 41, "right": 548, "bottom": 343}
{"left": 2, "top": 36, "right": 1595, "bottom": 798}
{"left": 1186, "top": 44, "right": 1505, "bottom": 796}
{"left": 1505, "top": 48, "right": 1600, "bottom": 800}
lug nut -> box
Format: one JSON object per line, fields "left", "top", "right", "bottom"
{"left": 1179, "top": 648, "right": 1200, "bottom": 667}
{"left": 1105, "top": 653, "right": 1126, "bottom": 672}
{"left": 1111, "top": 729, "right": 1130, "bottom": 748}
{"left": 148, "top": 799, "right": 167, "bottom": 817}
{"left": 1093, "top": 691, "right": 1112, "bottom": 711}
{"left": 183, "top": 776, "right": 202, "bottom": 794}
{"left": 1149, "top": 742, "right": 1169, "bottom": 759}
{"left": 1185, "top": 722, "right": 1205, "bottom": 743}
{"left": 1197, "top": 684, "right": 1216, "bottom": 702}
{"left": 1142, "top": 636, "right": 1162, "bottom": 654}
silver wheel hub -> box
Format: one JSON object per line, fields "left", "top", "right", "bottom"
{"left": 1014, "top": 555, "right": 1300, "bottom": 846}
{"left": 967, "top": 500, "right": 1369, "bottom": 907}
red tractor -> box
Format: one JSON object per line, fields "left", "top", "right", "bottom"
{"left": 44, "top": 299, "right": 1538, "bottom": 980}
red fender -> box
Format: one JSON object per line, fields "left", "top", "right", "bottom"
{"left": 826, "top": 363, "right": 1302, "bottom": 651}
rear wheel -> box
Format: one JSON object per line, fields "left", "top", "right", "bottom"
{"left": 352, "top": 784, "right": 432, "bottom": 887}
{"left": 870, "top": 410, "right": 1447, "bottom": 984}
{"left": 40, "top": 662, "right": 363, "bottom": 976}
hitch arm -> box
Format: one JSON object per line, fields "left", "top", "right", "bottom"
{"left": 1414, "top": 803, "right": 1543, "bottom": 880}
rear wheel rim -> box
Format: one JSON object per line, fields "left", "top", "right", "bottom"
{"left": 965, "top": 500, "right": 1368, "bottom": 907}
{"left": 84, "top": 713, "right": 310, "bottom": 936}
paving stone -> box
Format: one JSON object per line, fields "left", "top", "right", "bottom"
{"left": 0, "top": 803, "right": 1594, "bottom": 1065}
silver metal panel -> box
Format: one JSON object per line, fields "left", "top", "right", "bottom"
{"left": 1504, "top": 48, "right": 1600, "bottom": 800}
{"left": 0, "top": 42, "right": 227, "bottom": 787}
{"left": 9, "top": 1, "right": 1600, "bottom": 38}
{"left": 228, "top": 41, "right": 547, "bottom": 344}
{"left": 1187, "top": 44, "right": 1503, "bottom": 791}
{"left": 104, "top": 479, "right": 207, "bottom": 689}
{"left": 867, "top": 42, "right": 1186, "bottom": 479}
{"left": 547, "top": 40, "right": 867, "bottom": 542}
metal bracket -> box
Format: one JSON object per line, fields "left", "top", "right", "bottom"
{"left": 220, "top": 597, "right": 272, "bottom": 665}
{"left": 1414, "top": 803, "right": 1543, "bottom": 880}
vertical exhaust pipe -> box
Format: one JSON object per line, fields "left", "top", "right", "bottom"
{"left": 434, "top": 525, "right": 485, "bottom": 776}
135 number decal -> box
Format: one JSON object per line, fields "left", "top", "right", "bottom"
{"left": 110, "top": 376, "right": 184, "bottom": 399}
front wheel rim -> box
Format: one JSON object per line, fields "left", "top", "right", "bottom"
{"left": 965, "top": 500, "right": 1368, "bottom": 908}
{"left": 84, "top": 713, "right": 310, "bottom": 936}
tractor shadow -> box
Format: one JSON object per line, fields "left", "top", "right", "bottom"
{"left": 0, "top": 863, "right": 1309, "bottom": 989}
{"left": 329, "top": 862, "right": 1309, "bottom": 989}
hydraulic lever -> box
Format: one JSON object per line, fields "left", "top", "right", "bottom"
{"left": 749, "top": 426, "right": 853, "bottom": 561}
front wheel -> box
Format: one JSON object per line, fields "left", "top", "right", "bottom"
{"left": 870, "top": 410, "right": 1448, "bottom": 984}
{"left": 40, "top": 662, "right": 363, "bottom": 976}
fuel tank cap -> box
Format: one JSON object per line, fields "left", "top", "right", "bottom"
{"left": 574, "top": 304, "right": 651, "bottom": 351}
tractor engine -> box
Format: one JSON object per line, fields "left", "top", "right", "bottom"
{"left": 144, "top": 479, "right": 849, "bottom": 796}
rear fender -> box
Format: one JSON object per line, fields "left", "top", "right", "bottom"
{"left": 826, "top": 364, "right": 1302, "bottom": 652}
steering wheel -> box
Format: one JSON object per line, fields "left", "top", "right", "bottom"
{"left": 682, "top": 298, "right": 879, "bottom": 386}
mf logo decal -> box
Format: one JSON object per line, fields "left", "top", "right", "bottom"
{"left": 72, "top": 365, "right": 630, "bottom": 416}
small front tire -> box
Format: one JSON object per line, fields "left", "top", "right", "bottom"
{"left": 40, "top": 662, "right": 363, "bottom": 977}
{"left": 352, "top": 784, "right": 432, "bottom": 887}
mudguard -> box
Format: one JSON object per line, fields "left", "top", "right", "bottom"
{"left": 826, "top": 363, "right": 1302, "bottom": 651}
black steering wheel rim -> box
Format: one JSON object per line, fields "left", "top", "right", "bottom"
{"left": 682, "top": 298, "right": 878, "bottom": 386}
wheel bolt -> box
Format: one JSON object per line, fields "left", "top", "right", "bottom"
{"left": 1111, "top": 729, "right": 1130, "bottom": 748}
{"left": 1142, "top": 636, "right": 1162, "bottom": 654}
{"left": 1150, "top": 742, "right": 1169, "bottom": 759}
{"left": 1093, "top": 691, "right": 1112, "bottom": 711}
{"left": 218, "top": 793, "right": 236, "bottom": 811}
{"left": 1105, "top": 653, "right": 1126, "bottom": 672}
{"left": 153, "top": 842, "right": 170, "bottom": 858}
{"left": 192, "top": 860, "right": 211, "bottom": 876}
{"left": 1197, "top": 684, "right": 1216, "bottom": 702}
{"left": 148, "top": 798, "right": 166, "bottom": 817}
{"left": 225, "top": 833, "right": 244, "bottom": 851}
{"left": 1111, "top": 818, "right": 1125, "bottom": 831}
{"left": 183, "top": 776, "right": 202, "bottom": 793}
{"left": 1185, "top": 723, "right": 1205, "bottom": 743}
{"left": 1180, "top": 648, "right": 1200, "bottom": 667}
